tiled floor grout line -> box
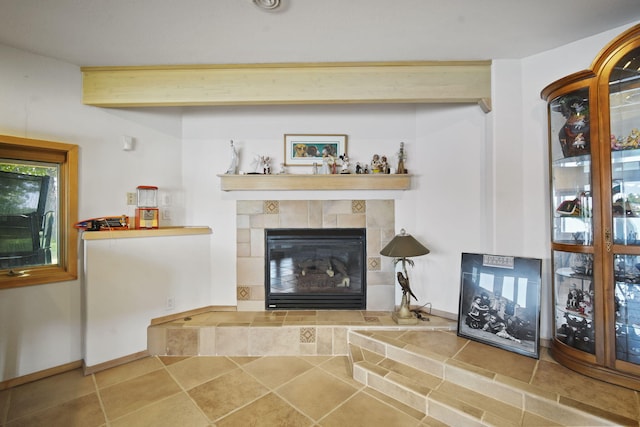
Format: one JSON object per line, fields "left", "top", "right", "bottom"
{"left": 158, "top": 356, "right": 216, "bottom": 425}
{"left": 281, "top": 356, "right": 360, "bottom": 424}
{"left": 91, "top": 373, "right": 110, "bottom": 427}
{"left": 1, "top": 388, "right": 10, "bottom": 426}
{"left": 236, "top": 356, "right": 317, "bottom": 423}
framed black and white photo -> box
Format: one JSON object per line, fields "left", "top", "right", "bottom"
{"left": 284, "top": 134, "right": 347, "bottom": 166}
{"left": 457, "top": 252, "right": 542, "bottom": 358}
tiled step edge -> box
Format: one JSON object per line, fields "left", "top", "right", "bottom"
{"left": 348, "top": 330, "right": 628, "bottom": 427}
{"left": 349, "top": 342, "right": 524, "bottom": 426}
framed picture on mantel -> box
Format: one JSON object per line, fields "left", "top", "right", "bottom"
{"left": 284, "top": 134, "right": 347, "bottom": 166}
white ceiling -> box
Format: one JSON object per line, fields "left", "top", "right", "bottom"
{"left": 1, "top": 0, "right": 640, "bottom": 67}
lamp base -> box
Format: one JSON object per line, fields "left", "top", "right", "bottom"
{"left": 392, "top": 311, "right": 418, "bottom": 325}
{"left": 393, "top": 293, "right": 418, "bottom": 324}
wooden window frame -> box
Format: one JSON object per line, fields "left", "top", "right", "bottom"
{"left": 0, "top": 134, "right": 78, "bottom": 289}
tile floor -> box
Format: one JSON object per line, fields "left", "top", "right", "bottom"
{"left": 2, "top": 311, "right": 640, "bottom": 426}
{"left": 1, "top": 354, "right": 436, "bottom": 427}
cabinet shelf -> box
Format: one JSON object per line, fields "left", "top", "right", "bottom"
{"left": 217, "top": 174, "right": 412, "bottom": 191}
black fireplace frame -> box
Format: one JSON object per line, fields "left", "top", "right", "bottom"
{"left": 264, "top": 228, "right": 367, "bottom": 310}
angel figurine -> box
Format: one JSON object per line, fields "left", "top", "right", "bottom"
{"left": 225, "top": 140, "right": 238, "bottom": 175}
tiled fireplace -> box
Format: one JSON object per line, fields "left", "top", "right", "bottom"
{"left": 236, "top": 200, "right": 396, "bottom": 311}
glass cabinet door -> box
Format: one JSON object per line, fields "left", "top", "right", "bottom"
{"left": 553, "top": 250, "right": 595, "bottom": 353}
{"left": 609, "top": 46, "right": 640, "bottom": 366}
{"left": 549, "top": 89, "right": 593, "bottom": 246}
{"left": 614, "top": 255, "right": 640, "bottom": 363}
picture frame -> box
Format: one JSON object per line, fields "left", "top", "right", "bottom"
{"left": 284, "top": 134, "right": 347, "bottom": 166}
{"left": 457, "top": 252, "right": 542, "bottom": 359}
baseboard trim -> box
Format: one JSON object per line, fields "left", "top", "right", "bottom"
{"left": 426, "top": 307, "right": 457, "bottom": 321}
{"left": 83, "top": 350, "right": 149, "bottom": 375}
{"left": 0, "top": 360, "right": 83, "bottom": 390}
{"left": 149, "top": 305, "right": 237, "bottom": 326}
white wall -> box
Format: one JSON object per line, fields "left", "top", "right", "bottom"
{"left": 182, "top": 104, "right": 422, "bottom": 306}
{"left": 181, "top": 103, "right": 488, "bottom": 314}
{"left": 409, "top": 104, "right": 488, "bottom": 312}
{"left": 0, "top": 43, "right": 184, "bottom": 381}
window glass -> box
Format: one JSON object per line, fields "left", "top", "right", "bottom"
{"left": 517, "top": 278, "right": 529, "bottom": 308}
{"left": 502, "top": 276, "right": 515, "bottom": 301}
{"left": 0, "top": 135, "right": 77, "bottom": 289}
{"left": 479, "top": 272, "right": 494, "bottom": 293}
{"left": 0, "top": 160, "right": 59, "bottom": 268}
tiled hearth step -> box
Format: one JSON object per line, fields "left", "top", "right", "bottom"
{"left": 347, "top": 330, "right": 622, "bottom": 427}
{"left": 147, "top": 310, "right": 452, "bottom": 357}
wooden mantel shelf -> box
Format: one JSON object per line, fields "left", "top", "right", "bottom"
{"left": 218, "top": 174, "right": 411, "bottom": 191}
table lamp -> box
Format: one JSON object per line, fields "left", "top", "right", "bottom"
{"left": 380, "top": 229, "right": 430, "bottom": 324}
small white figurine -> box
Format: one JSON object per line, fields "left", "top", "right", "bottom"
{"left": 339, "top": 153, "right": 351, "bottom": 173}
{"left": 225, "top": 140, "right": 238, "bottom": 174}
{"left": 261, "top": 156, "right": 272, "bottom": 174}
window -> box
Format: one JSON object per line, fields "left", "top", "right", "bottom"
{"left": 478, "top": 272, "right": 494, "bottom": 293}
{"left": 0, "top": 134, "right": 78, "bottom": 289}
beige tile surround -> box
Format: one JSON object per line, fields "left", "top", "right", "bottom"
{"left": 235, "top": 200, "right": 396, "bottom": 311}
{"left": 148, "top": 310, "right": 428, "bottom": 358}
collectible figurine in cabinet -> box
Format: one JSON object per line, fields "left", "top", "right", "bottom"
{"left": 557, "top": 313, "right": 595, "bottom": 353}
{"left": 554, "top": 95, "right": 590, "bottom": 158}
{"left": 566, "top": 284, "right": 583, "bottom": 311}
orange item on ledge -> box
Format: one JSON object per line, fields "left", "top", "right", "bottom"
{"left": 135, "top": 208, "right": 159, "bottom": 229}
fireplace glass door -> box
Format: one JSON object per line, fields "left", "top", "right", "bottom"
{"left": 265, "top": 228, "right": 366, "bottom": 310}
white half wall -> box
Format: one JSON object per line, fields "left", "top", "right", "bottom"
{"left": 83, "top": 233, "right": 211, "bottom": 368}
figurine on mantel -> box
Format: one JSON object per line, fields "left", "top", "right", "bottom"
{"left": 262, "top": 156, "right": 272, "bottom": 174}
{"left": 371, "top": 154, "right": 382, "bottom": 173}
{"left": 320, "top": 157, "right": 330, "bottom": 175}
{"left": 225, "top": 140, "right": 238, "bottom": 174}
{"left": 396, "top": 142, "right": 407, "bottom": 174}
{"left": 250, "top": 154, "right": 272, "bottom": 174}
{"left": 380, "top": 155, "right": 389, "bottom": 174}
{"left": 339, "top": 153, "right": 351, "bottom": 173}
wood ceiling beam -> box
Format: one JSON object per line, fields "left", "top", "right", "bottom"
{"left": 81, "top": 61, "right": 492, "bottom": 112}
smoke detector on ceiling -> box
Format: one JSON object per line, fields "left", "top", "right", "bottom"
{"left": 253, "top": 0, "right": 281, "bottom": 10}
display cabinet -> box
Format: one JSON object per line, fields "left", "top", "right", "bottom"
{"left": 542, "top": 24, "right": 640, "bottom": 390}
